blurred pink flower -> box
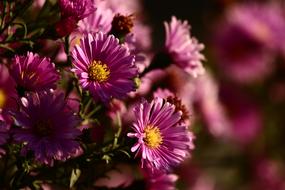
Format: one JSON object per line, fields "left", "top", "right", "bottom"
{"left": 145, "top": 169, "right": 178, "bottom": 190}
{"left": 94, "top": 164, "right": 134, "bottom": 188}
{"left": 0, "top": 64, "right": 18, "bottom": 155}
{"left": 164, "top": 16, "right": 205, "bottom": 77}
{"left": 214, "top": 3, "right": 285, "bottom": 83}
{"left": 218, "top": 83, "right": 263, "bottom": 145}
{"left": 192, "top": 73, "right": 230, "bottom": 137}
{"left": 78, "top": 0, "right": 114, "bottom": 34}
{"left": 252, "top": 159, "right": 285, "bottom": 190}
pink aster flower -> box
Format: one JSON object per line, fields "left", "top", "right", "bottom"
{"left": 59, "top": 0, "right": 95, "bottom": 21}
{"left": 144, "top": 169, "right": 178, "bottom": 190}
{"left": 214, "top": 3, "right": 285, "bottom": 83}
{"left": 252, "top": 158, "right": 285, "bottom": 190}
{"left": 127, "top": 97, "right": 194, "bottom": 171}
{"left": 218, "top": 83, "right": 262, "bottom": 145}
{"left": 71, "top": 32, "right": 138, "bottom": 103}
{"left": 12, "top": 90, "right": 82, "bottom": 165}
{"left": 10, "top": 52, "right": 60, "bottom": 93}
{"left": 0, "top": 64, "right": 18, "bottom": 111}
{"left": 192, "top": 72, "right": 230, "bottom": 137}
{"left": 0, "top": 65, "right": 18, "bottom": 150}
{"left": 78, "top": 0, "right": 114, "bottom": 34}
{"left": 164, "top": 16, "right": 205, "bottom": 77}
{"left": 56, "top": 0, "right": 95, "bottom": 37}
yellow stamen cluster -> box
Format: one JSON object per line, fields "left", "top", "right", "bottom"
{"left": 144, "top": 125, "right": 163, "bottom": 149}
{"left": 88, "top": 60, "right": 110, "bottom": 83}
{"left": 0, "top": 89, "right": 7, "bottom": 108}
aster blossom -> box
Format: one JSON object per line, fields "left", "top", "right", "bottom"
{"left": 214, "top": 3, "right": 285, "bottom": 83}
{"left": 127, "top": 97, "right": 194, "bottom": 171}
{"left": 71, "top": 32, "right": 138, "bottom": 103}
{"left": 12, "top": 90, "right": 82, "bottom": 165}
{"left": 59, "top": 0, "right": 95, "bottom": 21}
{"left": 78, "top": 0, "right": 114, "bottom": 34}
{"left": 143, "top": 167, "right": 178, "bottom": 190}
{"left": 147, "top": 173, "right": 178, "bottom": 190}
{"left": 10, "top": 52, "right": 60, "bottom": 93}
{"left": 164, "top": 16, "right": 205, "bottom": 77}
{"left": 0, "top": 64, "right": 18, "bottom": 111}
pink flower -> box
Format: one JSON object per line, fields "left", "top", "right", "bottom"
{"left": 10, "top": 52, "right": 60, "bottom": 93}
{"left": 13, "top": 91, "right": 82, "bottom": 165}
{"left": 128, "top": 98, "right": 194, "bottom": 171}
{"left": 213, "top": 3, "right": 285, "bottom": 83}
{"left": 71, "top": 32, "right": 138, "bottom": 103}
{"left": 164, "top": 16, "right": 205, "bottom": 77}
{"left": 59, "top": 0, "right": 95, "bottom": 21}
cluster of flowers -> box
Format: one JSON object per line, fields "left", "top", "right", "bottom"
{"left": 0, "top": 0, "right": 205, "bottom": 189}
{"left": 2, "top": 0, "right": 285, "bottom": 189}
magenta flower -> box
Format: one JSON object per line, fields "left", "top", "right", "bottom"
{"left": 164, "top": 16, "right": 205, "bottom": 77}
{"left": 127, "top": 98, "right": 194, "bottom": 171}
{"left": 59, "top": 0, "right": 95, "bottom": 21}
{"left": 192, "top": 72, "right": 230, "bottom": 137}
{"left": 218, "top": 83, "right": 262, "bottom": 145}
{"left": 10, "top": 52, "right": 60, "bottom": 93}
{"left": 78, "top": 0, "right": 114, "bottom": 34}
{"left": 252, "top": 159, "right": 285, "bottom": 190}
{"left": 214, "top": 3, "right": 285, "bottom": 83}
{"left": 13, "top": 91, "right": 82, "bottom": 165}
{"left": 0, "top": 64, "right": 18, "bottom": 155}
{"left": 57, "top": 0, "right": 95, "bottom": 37}
{"left": 0, "top": 64, "right": 18, "bottom": 111}
{"left": 144, "top": 169, "right": 178, "bottom": 190}
{"left": 105, "top": 0, "right": 141, "bottom": 16}
{"left": 71, "top": 32, "right": 138, "bottom": 103}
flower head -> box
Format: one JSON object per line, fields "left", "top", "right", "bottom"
{"left": 78, "top": 0, "right": 114, "bottom": 34}
{"left": 0, "top": 64, "right": 18, "bottom": 110}
{"left": 59, "top": 0, "right": 95, "bottom": 21}
{"left": 13, "top": 90, "right": 82, "bottom": 165}
{"left": 0, "top": 64, "right": 18, "bottom": 150}
{"left": 164, "top": 16, "right": 205, "bottom": 77}
{"left": 71, "top": 32, "right": 138, "bottom": 103}
{"left": 10, "top": 52, "right": 60, "bottom": 93}
{"left": 128, "top": 97, "right": 194, "bottom": 171}
{"left": 147, "top": 172, "right": 178, "bottom": 190}
{"left": 214, "top": 3, "right": 285, "bottom": 83}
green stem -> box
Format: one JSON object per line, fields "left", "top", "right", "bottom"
{"left": 85, "top": 105, "right": 101, "bottom": 119}
{"left": 82, "top": 98, "right": 93, "bottom": 116}
{"left": 0, "top": 0, "right": 33, "bottom": 36}
{"left": 64, "top": 35, "right": 72, "bottom": 67}
{"left": 0, "top": 0, "right": 7, "bottom": 29}
{"left": 112, "top": 112, "right": 122, "bottom": 149}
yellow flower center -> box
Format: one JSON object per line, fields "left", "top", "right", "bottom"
{"left": 88, "top": 60, "right": 110, "bottom": 83}
{"left": 144, "top": 125, "right": 163, "bottom": 149}
{"left": 0, "top": 89, "right": 7, "bottom": 108}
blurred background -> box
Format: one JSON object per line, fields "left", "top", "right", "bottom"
{"left": 140, "top": 0, "right": 285, "bottom": 189}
